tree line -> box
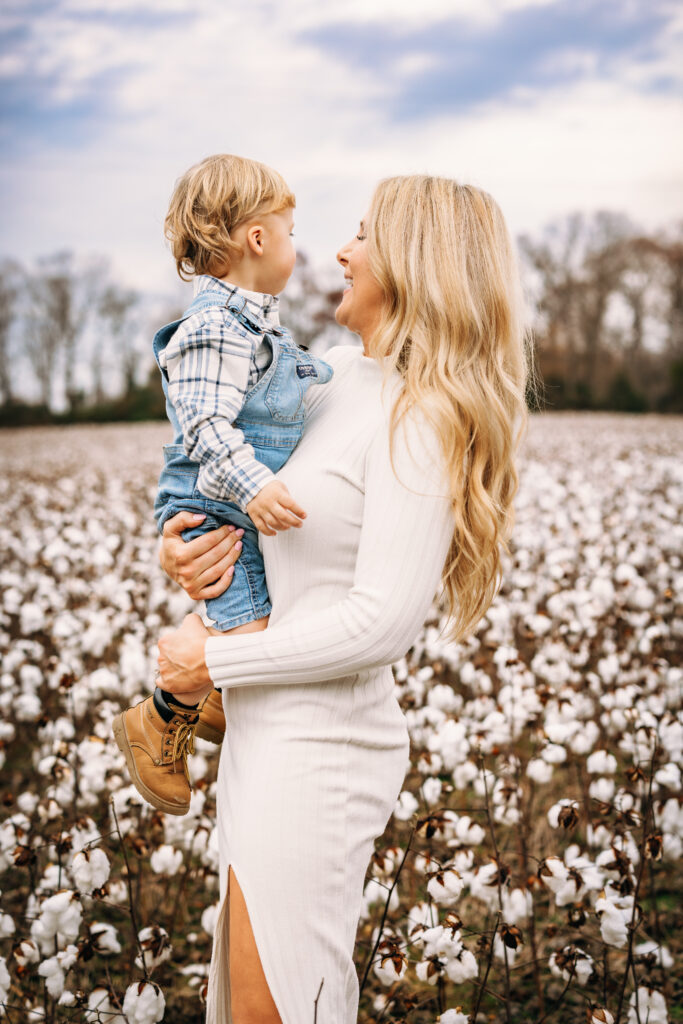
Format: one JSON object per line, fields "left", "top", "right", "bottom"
{"left": 1, "top": 212, "right": 681, "bottom": 427}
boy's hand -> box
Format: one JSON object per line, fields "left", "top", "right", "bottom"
{"left": 246, "top": 481, "right": 306, "bottom": 536}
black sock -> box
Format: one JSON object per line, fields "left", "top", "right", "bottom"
{"left": 153, "top": 687, "right": 199, "bottom": 723}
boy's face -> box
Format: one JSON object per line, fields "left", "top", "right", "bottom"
{"left": 259, "top": 207, "right": 296, "bottom": 295}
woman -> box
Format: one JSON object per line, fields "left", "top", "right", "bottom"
{"left": 156, "top": 175, "right": 529, "bottom": 1023}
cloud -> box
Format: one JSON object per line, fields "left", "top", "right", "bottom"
{"left": 0, "top": 0, "right": 681, "bottom": 292}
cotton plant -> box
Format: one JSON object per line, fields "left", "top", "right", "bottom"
{"left": 0, "top": 418, "right": 680, "bottom": 1021}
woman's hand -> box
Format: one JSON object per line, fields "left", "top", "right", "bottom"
{"left": 158, "top": 613, "right": 213, "bottom": 697}
{"left": 159, "top": 512, "right": 243, "bottom": 600}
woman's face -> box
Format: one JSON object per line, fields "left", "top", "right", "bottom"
{"left": 335, "top": 211, "right": 386, "bottom": 351}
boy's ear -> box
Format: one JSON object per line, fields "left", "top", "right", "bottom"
{"left": 245, "top": 224, "right": 264, "bottom": 256}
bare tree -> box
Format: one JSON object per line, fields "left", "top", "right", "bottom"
{"left": 0, "top": 259, "right": 24, "bottom": 404}
{"left": 24, "top": 252, "right": 106, "bottom": 411}
{"left": 98, "top": 283, "right": 140, "bottom": 398}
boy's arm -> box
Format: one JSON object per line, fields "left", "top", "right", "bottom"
{"left": 164, "top": 316, "right": 274, "bottom": 510}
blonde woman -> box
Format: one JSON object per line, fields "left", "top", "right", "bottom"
{"left": 156, "top": 175, "right": 530, "bottom": 1024}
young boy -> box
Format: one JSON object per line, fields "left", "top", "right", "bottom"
{"left": 112, "top": 154, "right": 332, "bottom": 815}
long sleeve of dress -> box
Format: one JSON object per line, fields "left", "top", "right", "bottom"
{"left": 205, "top": 410, "right": 455, "bottom": 687}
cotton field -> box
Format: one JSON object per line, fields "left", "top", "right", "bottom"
{"left": 0, "top": 414, "right": 681, "bottom": 1024}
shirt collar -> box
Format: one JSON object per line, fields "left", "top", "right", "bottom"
{"left": 194, "top": 275, "right": 280, "bottom": 326}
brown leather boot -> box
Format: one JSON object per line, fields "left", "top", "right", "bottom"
{"left": 195, "top": 689, "right": 226, "bottom": 745}
{"left": 112, "top": 695, "right": 199, "bottom": 816}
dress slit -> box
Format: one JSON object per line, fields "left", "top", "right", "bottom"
{"left": 205, "top": 862, "right": 287, "bottom": 1024}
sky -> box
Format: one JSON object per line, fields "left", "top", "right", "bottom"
{"left": 1, "top": 0, "right": 682, "bottom": 295}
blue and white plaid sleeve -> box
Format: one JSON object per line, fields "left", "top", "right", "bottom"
{"left": 163, "top": 312, "right": 275, "bottom": 510}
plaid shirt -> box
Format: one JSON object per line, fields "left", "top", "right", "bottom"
{"left": 159, "top": 276, "right": 279, "bottom": 510}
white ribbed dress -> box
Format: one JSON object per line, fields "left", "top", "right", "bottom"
{"left": 204, "top": 346, "right": 454, "bottom": 1024}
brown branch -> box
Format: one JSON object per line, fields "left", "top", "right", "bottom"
{"left": 359, "top": 827, "right": 415, "bottom": 996}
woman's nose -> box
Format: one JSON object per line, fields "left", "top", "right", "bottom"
{"left": 336, "top": 242, "right": 350, "bottom": 267}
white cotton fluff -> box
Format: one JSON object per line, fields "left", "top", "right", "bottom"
{"left": 89, "top": 922, "right": 122, "bottom": 955}
{"left": 364, "top": 877, "right": 400, "bottom": 912}
{"left": 373, "top": 953, "right": 407, "bottom": 985}
{"left": 445, "top": 949, "right": 478, "bottom": 983}
{"left": 416, "top": 956, "right": 445, "bottom": 984}
{"left": 549, "top": 946, "right": 594, "bottom": 985}
{"left": 538, "top": 857, "right": 568, "bottom": 894}
{"left": 30, "top": 891, "right": 82, "bottom": 954}
{"left": 150, "top": 844, "right": 183, "bottom": 875}
{"left": 135, "top": 926, "right": 171, "bottom": 972}
{"left": 0, "top": 956, "right": 10, "bottom": 1010}
{"left": 85, "top": 987, "right": 124, "bottom": 1023}
{"left": 634, "top": 940, "right": 674, "bottom": 968}
{"left": 122, "top": 981, "right": 166, "bottom": 1024}
{"left": 37, "top": 945, "right": 78, "bottom": 999}
{"left": 439, "top": 1012, "right": 469, "bottom": 1024}
{"left": 628, "top": 988, "right": 668, "bottom": 1024}
{"left": 0, "top": 913, "right": 15, "bottom": 938}
{"left": 201, "top": 902, "right": 220, "bottom": 937}
{"left": 427, "top": 868, "right": 463, "bottom": 906}
{"left": 71, "top": 848, "right": 110, "bottom": 894}
{"left": 586, "top": 750, "right": 618, "bottom": 774}
{"left": 453, "top": 816, "right": 486, "bottom": 846}
{"left": 393, "top": 790, "right": 419, "bottom": 821}
{"left": 422, "top": 777, "right": 443, "bottom": 806}
{"left": 590, "top": 1010, "right": 615, "bottom": 1024}
{"left": 526, "top": 758, "right": 553, "bottom": 784}
{"left": 595, "top": 896, "right": 630, "bottom": 948}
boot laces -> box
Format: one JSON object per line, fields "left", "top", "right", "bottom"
{"left": 169, "top": 719, "right": 197, "bottom": 784}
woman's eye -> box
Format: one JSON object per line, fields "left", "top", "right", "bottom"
{"left": 356, "top": 234, "right": 366, "bottom": 241}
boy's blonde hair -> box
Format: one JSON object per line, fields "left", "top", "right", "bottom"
{"left": 365, "top": 175, "right": 532, "bottom": 641}
{"left": 164, "top": 154, "right": 295, "bottom": 281}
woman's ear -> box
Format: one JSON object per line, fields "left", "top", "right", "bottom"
{"left": 245, "top": 224, "right": 264, "bottom": 256}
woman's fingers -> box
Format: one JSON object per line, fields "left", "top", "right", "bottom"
{"left": 185, "top": 528, "right": 243, "bottom": 578}
{"left": 196, "top": 564, "right": 237, "bottom": 600}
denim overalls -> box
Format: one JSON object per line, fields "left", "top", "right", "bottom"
{"left": 153, "top": 290, "right": 333, "bottom": 631}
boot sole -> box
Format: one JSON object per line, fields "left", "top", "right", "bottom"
{"left": 195, "top": 721, "right": 224, "bottom": 744}
{"left": 112, "top": 713, "right": 190, "bottom": 816}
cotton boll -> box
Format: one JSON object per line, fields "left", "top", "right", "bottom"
{"left": 416, "top": 955, "right": 446, "bottom": 984}
{"left": 527, "top": 758, "right": 553, "bottom": 784}
{"left": 427, "top": 867, "right": 463, "bottom": 906}
{"left": 501, "top": 887, "right": 532, "bottom": 925}
{"left": 0, "top": 913, "right": 15, "bottom": 938}
{"left": 439, "top": 1012, "right": 469, "bottom": 1024}
{"left": 590, "top": 1010, "right": 615, "bottom": 1024}
{"left": 627, "top": 988, "right": 667, "bottom": 1024}
{"left": 586, "top": 750, "right": 618, "bottom": 774}
{"left": 589, "top": 777, "right": 615, "bottom": 802}
{"left": 122, "top": 980, "right": 166, "bottom": 1024}
{"left": 394, "top": 790, "right": 419, "bottom": 821}
{"left": 89, "top": 922, "right": 122, "bottom": 955}
{"left": 71, "top": 848, "right": 110, "bottom": 894}
{"left": 201, "top": 902, "right": 220, "bottom": 937}
{"left": 0, "top": 956, "right": 10, "bottom": 1009}
{"left": 150, "top": 845, "right": 183, "bottom": 875}
{"left": 135, "top": 926, "right": 171, "bottom": 972}
{"left": 373, "top": 951, "right": 407, "bottom": 985}
{"left": 364, "top": 877, "right": 399, "bottom": 912}
{"left": 30, "top": 891, "right": 82, "bottom": 954}
{"left": 538, "top": 857, "right": 569, "bottom": 894}
{"left": 444, "top": 948, "right": 478, "bottom": 983}
{"left": 634, "top": 940, "right": 674, "bottom": 968}
{"left": 422, "top": 777, "right": 443, "bottom": 807}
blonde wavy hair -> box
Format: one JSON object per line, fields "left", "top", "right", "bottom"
{"left": 366, "top": 175, "right": 531, "bottom": 640}
{"left": 164, "top": 154, "right": 295, "bottom": 281}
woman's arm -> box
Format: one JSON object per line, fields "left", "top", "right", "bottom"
{"left": 204, "top": 413, "right": 454, "bottom": 688}
{"left": 159, "top": 512, "right": 244, "bottom": 601}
